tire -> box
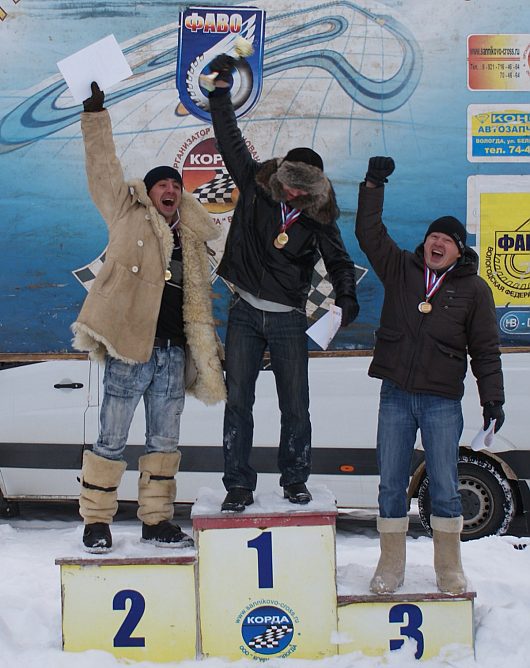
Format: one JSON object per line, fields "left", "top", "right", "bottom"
{"left": 417, "top": 454, "right": 515, "bottom": 541}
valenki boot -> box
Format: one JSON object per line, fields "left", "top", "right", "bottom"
{"left": 137, "top": 452, "right": 193, "bottom": 548}
{"left": 370, "top": 516, "right": 409, "bottom": 594}
{"left": 79, "top": 450, "right": 127, "bottom": 553}
{"left": 431, "top": 515, "right": 467, "bottom": 595}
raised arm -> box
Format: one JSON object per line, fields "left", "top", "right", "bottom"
{"left": 207, "top": 59, "right": 258, "bottom": 191}
{"left": 355, "top": 157, "right": 404, "bottom": 284}
{"left": 81, "top": 82, "right": 131, "bottom": 225}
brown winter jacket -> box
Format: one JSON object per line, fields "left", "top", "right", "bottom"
{"left": 71, "top": 110, "right": 226, "bottom": 405}
{"left": 355, "top": 184, "right": 504, "bottom": 404}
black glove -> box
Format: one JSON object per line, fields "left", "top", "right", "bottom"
{"left": 365, "top": 156, "right": 395, "bottom": 186}
{"left": 83, "top": 81, "right": 105, "bottom": 112}
{"left": 335, "top": 295, "right": 359, "bottom": 328}
{"left": 483, "top": 401, "right": 505, "bottom": 433}
{"left": 208, "top": 53, "right": 236, "bottom": 83}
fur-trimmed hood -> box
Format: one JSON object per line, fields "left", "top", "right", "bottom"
{"left": 255, "top": 158, "right": 339, "bottom": 225}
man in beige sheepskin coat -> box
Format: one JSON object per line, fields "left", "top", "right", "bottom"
{"left": 72, "top": 82, "right": 225, "bottom": 552}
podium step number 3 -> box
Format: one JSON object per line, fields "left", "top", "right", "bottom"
{"left": 338, "top": 592, "right": 475, "bottom": 660}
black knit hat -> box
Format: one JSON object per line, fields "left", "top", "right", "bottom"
{"left": 424, "top": 216, "right": 467, "bottom": 254}
{"left": 144, "top": 166, "right": 182, "bottom": 193}
{"left": 283, "top": 147, "right": 324, "bottom": 171}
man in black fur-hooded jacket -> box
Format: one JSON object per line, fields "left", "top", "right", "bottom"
{"left": 208, "top": 79, "right": 359, "bottom": 513}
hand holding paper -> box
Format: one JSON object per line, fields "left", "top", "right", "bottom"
{"left": 306, "top": 305, "right": 342, "bottom": 350}
{"left": 470, "top": 420, "right": 496, "bottom": 451}
{"left": 57, "top": 34, "right": 132, "bottom": 105}
{"left": 83, "top": 82, "right": 105, "bottom": 112}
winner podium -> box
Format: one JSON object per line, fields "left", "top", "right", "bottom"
{"left": 192, "top": 487, "right": 339, "bottom": 660}
{"left": 57, "top": 487, "right": 476, "bottom": 662}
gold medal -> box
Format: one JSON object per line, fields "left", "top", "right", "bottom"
{"left": 418, "top": 301, "right": 432, "bottom": 314}
{"left": 274, "top": 231, "right": 289, "bottom": 249}
{"left": 164, "top": 269, "right": 172, "bottom": 281}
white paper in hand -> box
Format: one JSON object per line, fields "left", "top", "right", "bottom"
{"left": 57, "top": 35, "right": 132, "bottom": 104}
{"left": 306, "top": 305, "right": 342, "bottom": 350}
{"left": 470, "top": 420, "right": 496, "bottom": 451}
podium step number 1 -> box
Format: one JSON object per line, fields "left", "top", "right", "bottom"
{"left": 195, "top": 510, "right": 338, "bottom": 660}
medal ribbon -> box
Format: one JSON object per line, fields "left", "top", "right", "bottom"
{"left": 170, "top": 212, "right": 181, "bottom": 249}
{"left": 424, "top": 262, "right": 456, "bottom": 301}
{"left": 280, "top": 202, "right": 301, "bottom": 233}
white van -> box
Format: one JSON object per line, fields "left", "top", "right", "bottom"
{"left": 0, "top": 351, "right": 528, "bottom": 540}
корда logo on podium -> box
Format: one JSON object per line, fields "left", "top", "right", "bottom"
{"left": 176, "top": 5, "right": 266, "bottom": 121}
{"left": 239, "top": 603, "right": 296, "bottom": 657}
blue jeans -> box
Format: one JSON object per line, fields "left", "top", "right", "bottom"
{"left": 94, "top": 346, "right": 186, "bottom": 461}
{"left": 222, "top": 296, "right": 311, "bottom": 491}
{"left": 376, "top": 380, "right": 463, "bottom": 518}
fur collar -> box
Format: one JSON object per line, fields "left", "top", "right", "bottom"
{"left": 255, "top": 158, "right": 339, "bottom": 225}
{"left": 129, "top": 180, "right": 221, "bottom": 243}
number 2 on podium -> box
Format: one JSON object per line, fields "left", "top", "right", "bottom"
{"left": 247, "top": 531, "right": 273, "bottom": 588}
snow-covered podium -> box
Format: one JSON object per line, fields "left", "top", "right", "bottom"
{"left": 56, "top": 553, "right": 197, "bottom": 662}
{"left": 192, "top": 486, "right": 339, "bottom": 660}
{"left": 56, "top": 486, "right": 476, "bottom": 662}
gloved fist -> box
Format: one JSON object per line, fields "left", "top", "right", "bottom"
{"left": 209, "top": 53, "right": 236, "bottom": 79}
{"left": 335, "top": 295, "right": 359, "bottom": 328}
{"left": 482, "top": 401, "right": 505, "bottom": 433}
{"left": 365, "top": 156, "right": 395, "bottom": 186}
{"left": 83, "top": 81, "right": 105, "bottom": 112}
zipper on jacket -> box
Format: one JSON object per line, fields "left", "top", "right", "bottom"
{"left": 403, "top": 291, "right": 430, "bottom": 392}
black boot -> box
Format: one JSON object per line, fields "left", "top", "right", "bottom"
{"left": 141, "top": 521, "right": 194, "bottom": 548}
{"left": 283, "top": 483, "right": 312, "bottom": 504}
{"left": 83, "top": 522, "right": 112, "bottom": 553}
{"left": 221, "top": 488, "right": 254, "bottom": 512}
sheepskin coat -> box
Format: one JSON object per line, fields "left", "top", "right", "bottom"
{"left": 72, "top": 110, "right": 225, "bottom": 405}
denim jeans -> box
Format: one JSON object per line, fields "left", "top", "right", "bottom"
{"left": 222, "top": 296, "right": 311, "bottom": 491}
{"left": 94, "top": 346, "right": 186, "bottom": 461}
{"left": 376, "top": 379, "right": 463, "bottom": 518}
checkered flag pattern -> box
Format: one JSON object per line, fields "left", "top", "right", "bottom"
{"left": 73, "top": 245, "right": 220, "bottom": 293}
{"left": 306, "top": 255, "right": 335, "bottom": 320}
{"left": 248, "top": 624, "right": 293, "bottom": 649}
{"left": 193, "top": 169, "right": 236, "bottom": 205}
{"left": 72, "top": 248, "right": 107, "bottom": 292}
{"left": 306, "top": 254, "right": 368, "bottom": 321}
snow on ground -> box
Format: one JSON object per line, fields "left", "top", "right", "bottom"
{"left": 0, "top": 487, "right": 529, "bottom": 668}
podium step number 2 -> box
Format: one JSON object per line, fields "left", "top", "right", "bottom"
{"left": 57, "top": 557, "right": 197, "bottom": 663}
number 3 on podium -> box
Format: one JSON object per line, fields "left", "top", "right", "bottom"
{"left": 389, "top": 603, "right": 424, "bottom": 659}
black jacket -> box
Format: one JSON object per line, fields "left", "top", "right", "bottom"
{"left": 209, "top": 93, "right": 358, "bottom": 310}
{"left": 355, "top": 184, "right": 504, "bottom": 403}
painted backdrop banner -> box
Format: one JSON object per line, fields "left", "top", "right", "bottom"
{"left": 1, "top": 0, "right": 530, "bottom": 354}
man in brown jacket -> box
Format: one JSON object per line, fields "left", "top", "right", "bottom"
{"left": 72, "top": 83, "right": 226, "bottom": 552}
{"left": 355, "top": 157, "right": 505, "bottom": 595}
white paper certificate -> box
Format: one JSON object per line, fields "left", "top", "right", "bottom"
{"left": 306, "top": 305, "right": 342, "bottom": 350}
{"left": 57, "top": 34, "right": 133, "bottom": 104}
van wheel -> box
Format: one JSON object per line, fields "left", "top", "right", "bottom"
{"left": 417, "top": 455, "right": 515, "bottom": 541}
